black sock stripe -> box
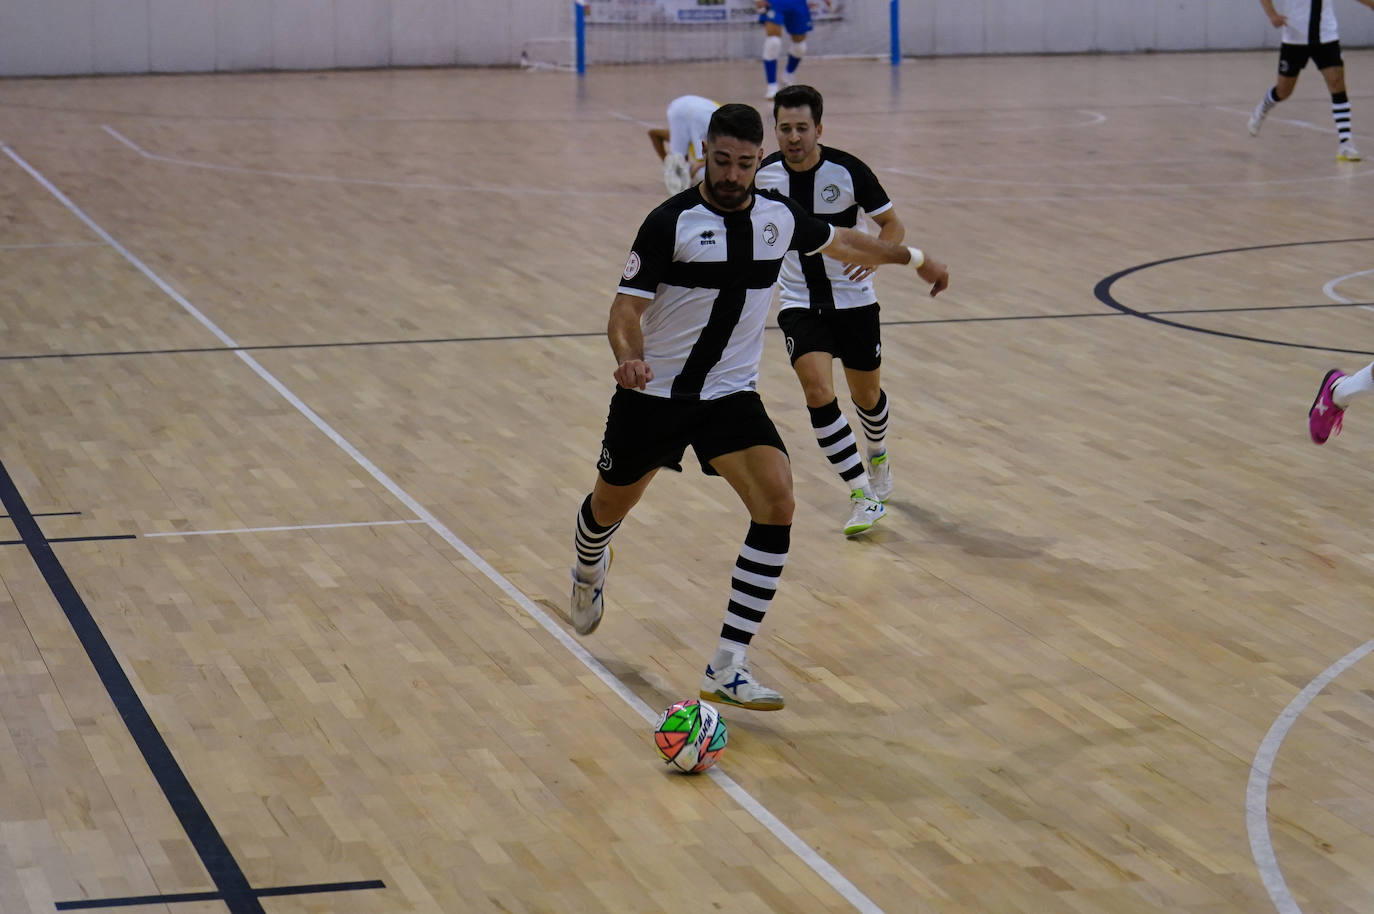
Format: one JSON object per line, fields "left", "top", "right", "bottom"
{"left": 743, "top": 522, "right": 791, "bottom": 554}
{"left": 579, "top": 494, "right": 617, "bottom": 535}
{"left": 719, "top": 624, "right": 755, "bottom": 645}
{"left": 736, "top": 556, "right": 783, "bottom": 577}
{"left": 731, "top": 580, "right": 777, "bottom": 602}
{"left": 806, "top": 399, "right": 843, "bottom": 425}
{"left": 725, "top": 603, "right": 767, "bottom": 624}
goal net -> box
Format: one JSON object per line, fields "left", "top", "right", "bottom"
{"left": 522, "top": 0, "right": 893, "bottom": 71}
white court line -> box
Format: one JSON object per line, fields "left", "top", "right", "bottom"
{"left": 100, "top": 125, "right": 646, "bottom": 199}
{"left": 1321, "top": 267, "right": 1374, "bottom": 313}
{"left": 1, "top": 142, "right": 888, "bottom": 914}
{"left": 884, "top": 162, "right": 1374, "bottom": 188}
{"left": 842, "top": 109, "right": 1105, "bottom": 133}
{"left": 1162, "top": 95, "right": 1331, "bottom": 134}
{"left": 143, "top": 519, "right": 425, "bottom": 538}
{"left": 1247, "top": 638, "right": 1374, "bottom": 914}
{"left": 607, "top": 109, "right": 658, "bottom": 129}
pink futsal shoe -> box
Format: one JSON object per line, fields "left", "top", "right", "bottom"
{"left": 1308, "top": 369, "right": 1346, "bottom": 444}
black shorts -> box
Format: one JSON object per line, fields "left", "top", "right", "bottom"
{"left": 596, "top": 388, "right": 788, "bottom": 486}
{"left": 777, "top": 303, "right": 882, "bottom": 372}
{"left": 1279, "top": 41, "right": 1343, "bottom": 75}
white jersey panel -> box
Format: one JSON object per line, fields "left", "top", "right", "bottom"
{"left": 756, "top": 148, "right": 894, "bottom": 311}
{"left": 616, "top": 189, "right": 830, "bottom": 400}
{"left": 1275, "top": 0, "right": 1339, "bottom": 44}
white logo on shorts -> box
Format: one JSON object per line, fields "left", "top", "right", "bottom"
{"left": 598, "top": 447, "right": 613, "bottom": 471}
{"left": 785, "top": 335, "right": 795, "bottom": 356}
{"left": 622, "top": 251, "right": 641, "bottom": 280}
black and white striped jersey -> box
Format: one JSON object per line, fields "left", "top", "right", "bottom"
{"left": 755, "top": 146, "right": 894, "bottom": 312}
{"left": 616, "top": 186, "right": 834, "bottom": 401}
{"left": 1274, "top": 0, "right": 1339, "bottom": 45}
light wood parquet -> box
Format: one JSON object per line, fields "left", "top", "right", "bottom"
{"left": 1, "top": 51, "right": 1374, "bottom": 913}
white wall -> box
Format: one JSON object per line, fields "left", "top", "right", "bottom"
{"left": 2, "top": 0, "right": 1373, "bottom": 77}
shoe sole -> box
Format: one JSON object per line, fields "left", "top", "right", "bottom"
{"left": 843, "top": 509, "right": 886, "bottom": 537}
{"left": 699, "top": 688, "right": 784, "bottom": 711}
{"left": 1308, "top": 369, "right": 1344, "bottom": 444}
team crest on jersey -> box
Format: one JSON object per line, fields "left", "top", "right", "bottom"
{"left": 821, "top": 184, "right": 840, "bottom": 203}
{"left": 763, "top": 223, "right": 778, "bottom": 245}
{"left": 622, "top": 251, "right": 641, "bottom": 280}
{"left": 598, "top": 447, "right": 613, "bottom": 471}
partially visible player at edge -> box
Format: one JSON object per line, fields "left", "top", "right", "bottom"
{"left": 648, "top": 95, "right": 720, "bottom": 195}
{"left": 755, "top": 84, "right": 911, "bottom": 537}
{"left": 1247, "top": 0, "right": 1374, "bottom": 161}
{"left": 1309, "top": 360, "right": 1374, "bottom": 444}
{"left": 569, "top": 103, "right": 948, "bottom": 712}
{"left": 755, "top": 0, "right": 811, "bottom": 100}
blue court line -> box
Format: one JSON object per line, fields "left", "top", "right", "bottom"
{"left": 55, "top": 879, "right": 387, "bottom": 910}
{"left": 0, "top": 458, "right": 266, "bottom": 913}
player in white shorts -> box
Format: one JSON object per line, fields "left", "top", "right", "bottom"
{"left": 648, "top": 95, "right": 720, "bottom": 194}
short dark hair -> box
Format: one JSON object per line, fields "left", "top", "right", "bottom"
{"left": 772, "top": 84, "right": 823, "bottom": 125}
{"left": 707, "top": 103, "right": 764, "bottom": 145}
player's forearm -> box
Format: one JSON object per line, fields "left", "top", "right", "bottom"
{"left": 876, "top": 215, "right": 906, "bottom": 247}
{"left": 648, "top": 128, "right": 669, "bottom": 160}
{"left": 826, "top": 226, "right": 914, "bottom": 267}
{"left": 608, "top": 296, "right": 646, "bottom": 363}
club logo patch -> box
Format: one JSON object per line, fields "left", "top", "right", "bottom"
{"left": 623, "top": 251, "right": 641, "bottom": 280}
{"left": 763, "top": 222, "right": 778, "bottom": 246}
{"left": 821, "top": 183, "right": 840, "bottom": 203}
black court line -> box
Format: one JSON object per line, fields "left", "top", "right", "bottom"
{"left": 0, "top": 330, "right": 606, "bottom": 361}
{"left": 0, "top": 534, "right": 135, "bottom": 546}
{"left": 1, "top": 511, "right": 81, "bottom": 518}
{"left": 0, "top": 457, "right": 267, "bottom": 913}
{"left": 1095, "top": 236, "right": 1374, "bottom": 356}
{"left": 4, "top": 289, "right": 1372, "bottom": 366}
{"left": 5, "top": 299, "right": 1368, "bottom": 362}
{"left": 55, "top": 879, "right": 386, "bottom": 910}
{"left": 0, "top": 474, "right": 389, "bottom": 911}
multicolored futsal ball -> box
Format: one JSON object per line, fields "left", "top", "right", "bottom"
{"left": 652, "top": 698, "right": 728, "bottom": 773}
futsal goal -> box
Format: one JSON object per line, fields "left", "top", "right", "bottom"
{"left": 522, "top": 0, "right": 900, "bottom": 72}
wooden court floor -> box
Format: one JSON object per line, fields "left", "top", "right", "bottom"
{"left": 2, "top": 50, "right": 1374, "bottom": 913}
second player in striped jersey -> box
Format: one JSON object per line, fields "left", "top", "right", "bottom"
{"left": 755, "top": 84, "right": 930, "bottom": 537}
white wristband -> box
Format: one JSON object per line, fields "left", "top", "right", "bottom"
{"left": 907, "top": 246, "right": 925, "bottom": 270}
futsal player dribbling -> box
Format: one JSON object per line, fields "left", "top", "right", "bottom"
{"left": 568, "top": 103, "right": 949, "bottom": 711}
